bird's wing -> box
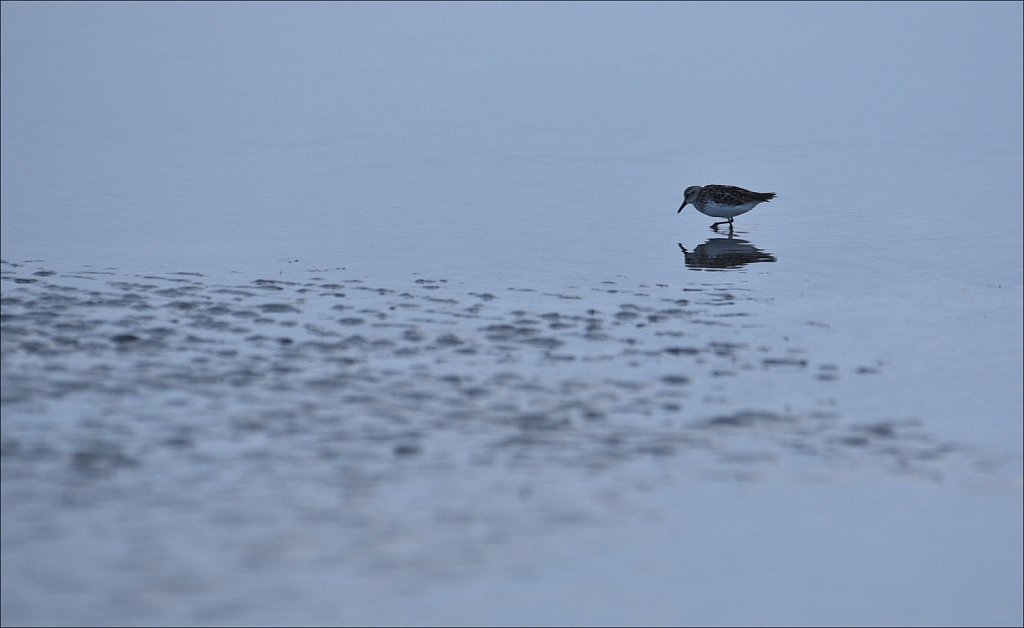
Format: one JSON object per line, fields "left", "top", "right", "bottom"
{"left": 704, "top": 185, "right": 775, "bottom": 205}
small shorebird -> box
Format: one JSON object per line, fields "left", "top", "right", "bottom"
{"left": 677, "top": 185, "right": 776, "bottom": 231}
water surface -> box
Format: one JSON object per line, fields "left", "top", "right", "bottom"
{"left": 2, "top": 3, "right": 1022, "bottom": 626}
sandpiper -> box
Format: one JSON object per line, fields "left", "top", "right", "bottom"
{"left": 677, "top": 185, "right": 776, "bottom": 231}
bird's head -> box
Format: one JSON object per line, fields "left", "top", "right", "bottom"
{"left": 677, "top": 186, "right": 702, "bottom": 213}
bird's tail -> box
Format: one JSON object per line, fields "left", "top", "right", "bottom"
{"left": 758, "top": 192, "right": 777, "bottom": 202}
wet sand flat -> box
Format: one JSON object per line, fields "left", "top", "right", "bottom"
{"left": 2, "top": 259, "right": 1020, "bottom": 626}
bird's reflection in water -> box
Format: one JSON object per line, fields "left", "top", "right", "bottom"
{"left": 677, "top": 235, "right": 777, "bottom": 270}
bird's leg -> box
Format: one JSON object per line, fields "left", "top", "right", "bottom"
{"left": 727, "top": 217, "right": 735, "bottom": 233}
{"left": 710, "top": 220, "right": 728, "bottom": 231}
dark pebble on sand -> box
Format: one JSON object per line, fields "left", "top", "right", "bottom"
{"left": 393, "top": 444, "right": 422, "bottom": 457}
{"left": 660, "top": 375, "right": 691, "bottom": 385}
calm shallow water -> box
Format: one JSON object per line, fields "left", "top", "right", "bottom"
{"left": 2, "top": 3, "right": 1022, "bottom": 626}
{"left": 1, "top": 260, "right": 1019, "bottom": 626}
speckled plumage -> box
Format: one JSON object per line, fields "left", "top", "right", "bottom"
{"left": 677, "top": 185, "right": 776, "bottom": 231}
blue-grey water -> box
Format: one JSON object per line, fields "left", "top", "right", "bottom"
{"left": 2, "top": 3, "right": 1022, "bottom": 626}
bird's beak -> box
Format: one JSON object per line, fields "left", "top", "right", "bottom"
{"left": 677, "top": 201, "right": 688, "bottom": 213}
